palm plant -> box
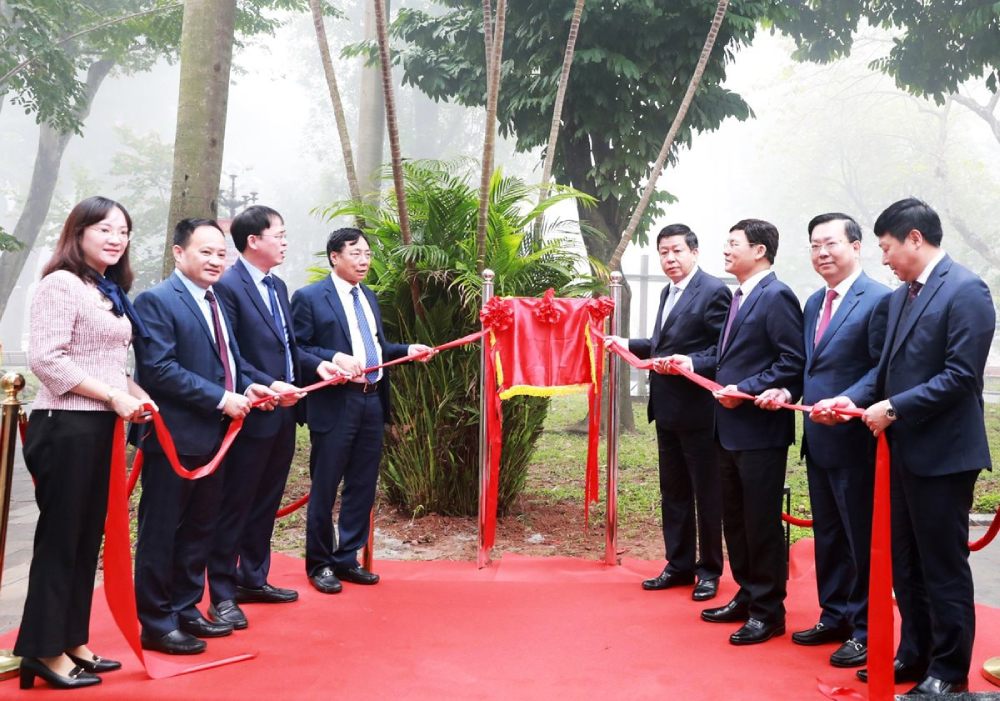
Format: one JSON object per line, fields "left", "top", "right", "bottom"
{"left": 318, "top": 158, "right": 599, "bottom": 516}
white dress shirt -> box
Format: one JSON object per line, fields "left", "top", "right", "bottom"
{"left": 331, "top": 272, "right": 383, "bottom": 382}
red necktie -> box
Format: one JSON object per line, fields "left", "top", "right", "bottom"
{"left": 814, "top": 289, "right": 838, "bottom": 346}
{"left": 205, "top": 289, "right": 235, "bottom": 392}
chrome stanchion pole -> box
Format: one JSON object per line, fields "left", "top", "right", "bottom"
{"left": 605, "top": 272, "right": 623, "bottom": 565}
{"left": 0, "top": 371, "right": 26, "bottom": 678}
{"left": 478, "top": 269, "right": 495, "bottom": 569}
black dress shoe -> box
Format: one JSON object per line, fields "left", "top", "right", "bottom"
{"left": 905, "top": 676, "right": 968, "bottom": 695}
{"left": 729, "top": 618, "right": 786, "bottom": 645}
{"left": 830, "top": 638, "right": 867, "bottom": 667}
{"left": 334, "top": 565, "right": 380, "bottom": 585}
{"left": 310, "top": 567, "right": 343, "bottom": 594}
{"left": 701, "top": 599, "right": 749, "bottom": 623}
{"left": 209, "top": 600, "right": 248, "bottom": 630}
{"left": 791, "top": 621, "right": 850, "bottom": 646}
{"left": 235, "top": 583, "right": 299, "bottom": 604}
{"left": 66, "top": 652, "right": 122, "bottom": 673}
{"left": 179, "top": 614, "right": 234, "bottom": 638}
{"left": 19, "top": 657, "right": 101, "bottom": 689}
{"left": 856, "top": 659, "right": 926, "bottom": 684}
{"left": 692, "top": 578, "right": 719, "bottom": 601}
{"left": 641, "top": 567, "right": 694, "bottom": 591}
{"left": 140, "top": 629, "right": 207, "bottom": 655}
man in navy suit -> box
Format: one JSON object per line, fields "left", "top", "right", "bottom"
{"left": 825, "top": 199, "right": 993, "bottom": 695}
{"left": 206, "top": 206, "right": 346, "bottom": 629}
{"left": 780, "top": 213, "right": 890, "bottom": 668}
{"left": 606, "top": 224, "right": 731, "bottom": 600}
{"left": 671, "top": 219, "right": 805, "bottom": 645}
{"left": 133, "top": 219, "right": 277, "bottom": 654}
{"left": 291, "top": 228, "right": 433, "bottom": 594}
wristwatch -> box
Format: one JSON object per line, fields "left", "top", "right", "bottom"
{"left": 885, "top": 404, "right": 897, "bottom": 420}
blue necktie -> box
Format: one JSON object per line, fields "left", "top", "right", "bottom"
{"left": 262, "top": 276, "right": 294, "bottom": 382}
{"left": 351, "top": 286, "right": 380, "bottom": 383}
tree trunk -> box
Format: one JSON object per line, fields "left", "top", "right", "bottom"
{"left": 162, "top": 0, "right": 237, "bottom": 278}
{"left": 475, "top": 0, "right": 506, "bottom": 271}
{"left": 356, "top": 0, "right": 387, "bottom": 205}
{"left": 0, "top": 58, "right": 114, "bottom": 324}
{"left": 309, "top": 0, "right": 361, "bottom": 208}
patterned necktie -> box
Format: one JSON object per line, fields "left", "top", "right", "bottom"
{"left": 908, "top": 281, "right": 923, "bottom": 301}
{"left": 205, "top": 289, "right": 234, "bottom": 392}
{"left": 350, "top": 286, "right": 380, "bottom": 384}
{"left": 720, "top": 287, "right": 743, "bottom": 353}
{"left": 814, "top": 289, "right": 838, "bottom": 346}
{"left": 263, "top": 276, "right": 294, "bottom": 382}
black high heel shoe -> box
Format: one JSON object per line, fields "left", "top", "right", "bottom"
{"left": 18, "top": 656, "right": 101, "bottom": 690}
{"left": 66, "top": 652, "right": 122, "bottom": 673}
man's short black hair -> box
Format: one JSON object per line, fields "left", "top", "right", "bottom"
{"left": 730, "top": 218, "right": 779, "bottom": 264}
{"left": 326, "top": 227, "right": 369, "bottom": 261}
{"left": 230, "top": 205, "right": 283, "bottom": 252}
{"left": 807, "top": 213, "right": 862, "bottom": 243}
{"left": 873, "top": 197, "right": 943, "bottom": 247}
{"left": 656, "top": 223, "right": 699, "bottom": 252}
{"left": 174, "top": 217, "right": 223, "bottom": 248}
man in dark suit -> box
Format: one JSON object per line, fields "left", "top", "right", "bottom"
{"left": 670, "top": 219, "right": 805, "bottom": 645}
{"left": 781, "top": 213, "right": 890, "bottom": 668}
{"left": 606, "top": 224, "right": 731, "bottom": 600}
{"left": 291, "top": 228, "right": 433, "bottom": 594}
{"left": 825, "top": 198, "right": 993, "bottom": 695}
{"left": 206, "top": 206, "right": 346, "bottom": 629}
{"left": 132, "top": 219, "right": 278, "bottom": 654}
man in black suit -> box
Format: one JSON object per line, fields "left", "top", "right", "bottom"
{"left": 825, "top": 199, "right": 993, "bottom": 695}
{"left": 132, "top": 219, "right": 278, "bottom": 654}
{"left": 291, "top": 228, "right": 433, "bottom": 594}
{"left": 670, "top": 219, "right": 805, "bottom": 645}
{"left": 784, "top": 213, "right": 890, "bottom": 667}
{"left": 606, "top": 224, "right": 731, "bottom": 600}
{"left": 206, "top": 206, "right": 346, "bottom": 629}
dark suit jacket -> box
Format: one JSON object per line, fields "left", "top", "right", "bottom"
{"left": 290, "top": 275, "right": 410, "bottom": 433}
{"left": 132, "top": 273, "right": 250, "bottom": 456}
{"left": 213, "top": 259, "right": 324, "bottom": 438}
{"left": 854, "top": 255, "right": 994, "bottom": 476}
{"left": 691, "top": 271, "right": 805, "bottom": 452}
{"left": 629, "top": 268, "right": 732, "bottom": 430}
{"left": 802, "top": 272, "right": 890, "bottom": 470}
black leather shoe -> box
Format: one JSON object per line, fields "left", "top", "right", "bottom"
{"left": 856, "top": 659, "right": 926, "bottom": 684}
{"left": 334, "top": 565, "right": 380, "bottom": 585}
{"left": 140, "top": 629, "right": 207, "bottom": 655}
{"left": 830, "top": 638, "right": 867, "bottom": 667}
{"left": 19, "top": 657, "right": 101, "bottom": 689}
{"left": 66, "top": 652, "right": 122, "bottom": 673}
{"left": 701, "top": 599, "right": 749, "bottom": 623}
{"left": 310, "top": 567, "right": 343, "bottom": 594}
{"left": 905, "top": 676, "right": 968, "bottom": 695}
{"left": 179, "top": 614, "right": 234, "bottom": 638}
{"left": 209, "top": 600, "right": 248, "bottom": 630}
{"left": 729, "top": 617, "right": 785, "bottom": 645}
{"left": 641, "top": 567, "right": 694, "bottom": 591}
{"left": 791, "top": 621, "right": 850, "bottom": 646}
{"left": 235, "top": 583, "right": 299, "bottom": 604}
{"left": 692, "top": 578, "right": 719, "bottom": 601}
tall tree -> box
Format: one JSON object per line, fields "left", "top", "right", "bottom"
{"left": 162, "top": 0, "right": 237, "bottom": 276}
{"left": 356, "top": 0, "right": 387, "bottom": 203}
{"left": 475, "top": 0, "right": 505, "bottom": 271}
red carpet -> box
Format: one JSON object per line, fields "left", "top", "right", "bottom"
{"left": 3, "top": 540, "right": 1000, "bottom": 699}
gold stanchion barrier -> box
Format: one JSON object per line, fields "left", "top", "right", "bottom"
{"left": 0, "top": 370, "right": 26, "bottom": 679}
{"left": 984, "top": 656, "right": 1000, "bottom": 687}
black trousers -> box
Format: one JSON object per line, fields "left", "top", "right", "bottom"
{"left": 655, "top": 425, "right": 723, "bottom": 581}
{"left": 134, "top": 448, "right": 224, "bottom": 637}
{"left": 718, "top": 444, "right": 788, "bottom": 623}
{"left": 208, "top": 408, "right": 296, "bottom": 603}
{"left": 15, "top": 410, "right": 116, "bottom": 658}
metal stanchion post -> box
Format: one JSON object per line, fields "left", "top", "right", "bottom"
{"left": 1, "top": 371, "right": 26, "bottom": 678}
{"left": 605, "top": 272, "right": 623, "bottom": 565}
{"left": 361, "top": 509, "right": 375, "bottom": 572}
{"left": 478, "top": 269, "right": 495, "bottom": 569}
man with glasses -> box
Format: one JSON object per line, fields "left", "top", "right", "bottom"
{"left": 291, "top": 228, "right": 433, "bottom": 594}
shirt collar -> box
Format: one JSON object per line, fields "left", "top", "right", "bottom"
{"left": 173, "top": 269, "right": 213, "bottom": 298}
{"left": 330, "top": 271, "right": 359, "bottom": 297}
{"left": 915, "top": 249, "right": 946, "bottom": 286}
{"left": 671, "top": 265, "right": 699, "bottom": 292}
{"left": 239, "top": 254, "right": 270, "bottom": 285}
{"left": 738, "top": 268, "right": 772, "bottom": 298}
{"left": 828, "top": 267, "right": 862, "bottom": 298}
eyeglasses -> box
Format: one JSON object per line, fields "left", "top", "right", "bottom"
{"left": 342, "top": 250, "right": 373, "bottom": 261}
{"left": 255, "top": 233, "right": 288, "bottom": 241}
{"left": 89, "top": 225, "right": 133, "bottom": 242}
{"left": 809, "top": 241, "right": 844, "bottom": 254}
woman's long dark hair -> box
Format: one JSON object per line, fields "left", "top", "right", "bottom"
{"left": 42, "top": 196, "right": 135, "bottom": 291}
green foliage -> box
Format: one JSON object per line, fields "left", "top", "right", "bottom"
{"left": 318, "top": 159, "right": 600, "bottom": 515}
{"left": 0, "top": 227, "right": 24, "bottom": 251}
{"left": 775, "top": 0, "right": 1000, "bottom": 102}
{"left": 372, "top": 1, "right": 770, "bottom": 253}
